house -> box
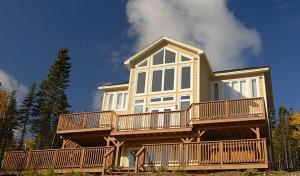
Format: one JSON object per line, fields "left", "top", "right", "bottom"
{"left": 1, "top": 37, "right": 274, "bottom": 175}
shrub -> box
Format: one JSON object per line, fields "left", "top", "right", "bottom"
{"left": 273, "top": 170, "right": 287, "bottom": 176}
{"left": 174, "top": 165, "right": 188, "bottom": 176}
{"left": 240, "top": 168, "right": 260, "bottom": 176}
{"left": 154, "top": 165, "right": 167, "bottom": 176}
{"left": 21, "top": 167, "right": 37, "bottom": 176}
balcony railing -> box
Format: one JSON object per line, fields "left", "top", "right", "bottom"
{"left": 135, "top": 138, "right": 268, "bottom": 172}
{"left": 1, "top": 147, "right": 114, "bottom": 172}
{"left": 191, "top": 97, "right": 265, "bottom": 121}
{"left": 57, "top": 98, "right": 266, "bottom": 133}
{"left": 117, "top": 110, "right": 189, "bottom": 131}
{"left": 57, "top": 111, "right": 116, "bottom": 133}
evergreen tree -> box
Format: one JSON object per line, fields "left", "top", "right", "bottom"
{"left": 17, "top": 83, "right": 37, "bottom": 150}
{"left": 32, "top": 48, "right": 71, "bottom": 149}
{"left": 0, "top": 91, "right": 18, "bottom": 160}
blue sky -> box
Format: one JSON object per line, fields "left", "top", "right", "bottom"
{"left": 0, "top": 0, "right": 299, "bottom": 112}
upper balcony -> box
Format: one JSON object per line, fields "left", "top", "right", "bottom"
{"left": 57, "top": 97, "right": 266, "bottom": 135}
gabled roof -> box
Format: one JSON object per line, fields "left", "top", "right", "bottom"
{"left": 124, "top": 36, "right": 204, "bottom": 68}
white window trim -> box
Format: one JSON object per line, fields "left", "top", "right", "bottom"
{"left": 150, "top": 66, "right": 177, "bottom": 94}
{"left": 132, "top": 99, "right": 146, "bottom": 113}
{"left": 179, "top": 94, "right": 192, "bottom": 109}
{"left": 212, "top": 77, "right": 260, "bottom": 100}
{"left": 180, "top": 53, "right": 194, "bottom": 63}
{"left": 136, "top": 58, "right": 149, "bottom": 68}
{"left": 107, "top": 91, "right": 128, "bottom": 111}
{"left": 135, "top": 70, "right": 148, "bottom": 96}
{"left": 151, "top": 47, "right": 177, "bottom": 67}
{"left": 149, "top": 96, "right": 175, "bottom": 104}
{"left": 179, "top": 64, "right": 193, "bottom": 91}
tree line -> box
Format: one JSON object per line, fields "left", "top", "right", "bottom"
{"left": 272, "top": 107, "right": 300, "bottom": 170}
{"left": 0, "top": 48, "right": 71, "bottom": 161}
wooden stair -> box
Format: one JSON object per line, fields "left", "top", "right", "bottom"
{"left": 108, "top": 167, "right": 135, "bottom": 175}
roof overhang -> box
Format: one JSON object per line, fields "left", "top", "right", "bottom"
{"left": 214, "top": 66, "right": 270, "bottom": 77}
{"left": 124, "top": 36, "right": 204, "bottom": 69}
{"left": 98, "top": 84, "right": 129, "bottom": 91}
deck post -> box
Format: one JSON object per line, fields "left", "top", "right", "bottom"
{"left": 111, "top": 140, "right": 125, "bottom": 167}
{"left": 219, "top": 141, "right": 223, "bottom": 165}
{"left": 80, "top": 148, "right": 85, "bottom": 168}
{"left": 26, "top": 151, "right": 32, "bottom": 168}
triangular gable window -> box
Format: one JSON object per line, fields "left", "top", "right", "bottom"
{"left": 181, "top": 55, "right": 192, "bottom": 62}
{"left": 137, "top": 59, "right": 148, "bottom": 67}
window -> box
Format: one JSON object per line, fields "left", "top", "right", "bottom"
{"left": 136, "top": 72, "right": 146, "bottom": 94}
{"left": 108, "top": 94, "right": 114, "bottom": 110}
{"left": 224, "top": 82, "right": 231, "bottom": 100}
{"left": 151, "top": 68, "right": 175, "bottom": 92}
{"left": 163, "top": 97, "right": 173, "bottom": 101}
{"left": 251, "top": 79, "right": 258, "bottom": 97}
{"left": 240, "top": 80, "right": 247, "bottom": 98}
{"left": 137, "top": 59, "right": 148, "bottom": 67}
{"left": 116, "top": 93, "right": 123, "bottom": 110}
{"left": 181, "top": 66, "right": 191, "bottom": 89}
{"left": 213, "top": 83, "right": 219, "bottom": 100}
{"left": 218, "top": 78, "right": 258, "bottom": 100}
{"left": 150, "top": 98, "right": 161, "bottom": 102}
{"left": 181, "top": 55, "right": 192, "bottom": 62}
{"left": 180, "top": 95, "right": 191, "bottom": 110}
{"left": 150, "top": 96, "right": 174, "bottom": 103}
{"left": 153, "top": 50, "right": 164, "bottom": 65}
{"left": 153, "top": 49, "right": 176, "bottom": 65}
{"left": 165, "top": 50, "right": 176, "bottom": 63}
{"left": 122, "top": 93, "right": 127, "bottom": 109}
{"left": 134, "top": 100, "right": 144, "bottom": 113}
{"left": 164, "top": 69, "right": 174, "bottom": 91}
{"left": 152, "top": 70, "right": 163, "bottom": 92}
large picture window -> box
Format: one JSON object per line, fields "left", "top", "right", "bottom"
{"left": 107, "top": 92, "right": 127, "bottom": 111}
{"left": 136, "top": 72, "right": 146, "bottom": 94}
{"left": 180, "top": 95, "right": 191, "bottom": 110}
{"left": 151, "top": 68, "right": 175, "bottom": 92}
{"left": 153, "top": 49, "right": 176, "bottom": 65}
{"left": 181, "top": 66, "right": 191, "bottom": 89}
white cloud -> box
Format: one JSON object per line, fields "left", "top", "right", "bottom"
{"left": 0, "top": 69, "right": 28, "bottom": 104}
{"left": 126, "top": 0, "right": 262, "bottom": 70}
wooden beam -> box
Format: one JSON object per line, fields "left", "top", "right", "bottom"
{"left": 197, "top": 130, "right": 206, "bottom": 142}
{"left": 250, "top": 127, "right": 261, "bottom": 139}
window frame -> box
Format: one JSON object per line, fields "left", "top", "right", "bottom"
{"left": 135, "top": 70, "right": 148, "bottom": 95}
{"left": 150, "top": 66, "right": 176, "bottom": 94}
{"left": 106, "top": 91, "right": 128, "bottom": 111}
{"left": 136, "top": 58, "right": 149, "bottom": 68}
{"left": 133, "top": 99, "right": 145, "bottom": 113}
{"left": 149, "top": 96, "right": 175, "bottom": 104}
{"left": 180, "top": 53, "right": 193, "bottom": 63}
{"left": 151, "top": 47, "right": 177, "bottom": 67}
{"left": 212, "top": 77, "right": 260, "bottom": 100}
{"left": 179, "top": 94, "right": 192, "bottom": 110}
{"left": 179, "top": 64, "right": 193, "bottom": 90}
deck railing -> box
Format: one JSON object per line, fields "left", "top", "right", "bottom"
{"left": 191, "top": 97, "right": 265, "bottom": 121}
{"left": 135, "top": 138, "right": 268, "bottom": 172}
{"left": 117, "top": 110, "right": 189, "bottom": 131}
{"left": 57, "top": 98, "right": 265, "bottom": 133}
{"left": 1, "top": 147, "right": 113, "bottom": 171}
{"left": 57, "top": 111, "right": 116, "bottom": 132}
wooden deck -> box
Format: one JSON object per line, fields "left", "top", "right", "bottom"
{"left": 135, "top": 138, "right": 269, "bottom": 172}
{"left": 1, "top": 147, "right": 114, "bottom": 174}
{"left": 57, "top": 98, "right": 266, "bottom": 135}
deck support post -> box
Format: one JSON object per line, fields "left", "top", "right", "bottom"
{"left": 103, "top": 137, "right": 110, "bottom": 147}
{"left": 111, "top": 140, "right": 125, "bottom": 167}
{"left": 250, "top": 127, "right": 261, "bottom": 139}
{"left": 197, "top": 130, "right": 206, "bottom": 142}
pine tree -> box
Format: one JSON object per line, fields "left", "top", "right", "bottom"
{"left": 0, "top": 91, "right": 18, "bottom": 160}
{"left": 32, "top": 48, "right": 71, "bottom": 149}
{"left": 17, "top": 83, "right": 37, "bottom": 150}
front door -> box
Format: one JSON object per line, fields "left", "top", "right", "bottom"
{"left": 128, "top": 149, "right": 138, "bottom": 167}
